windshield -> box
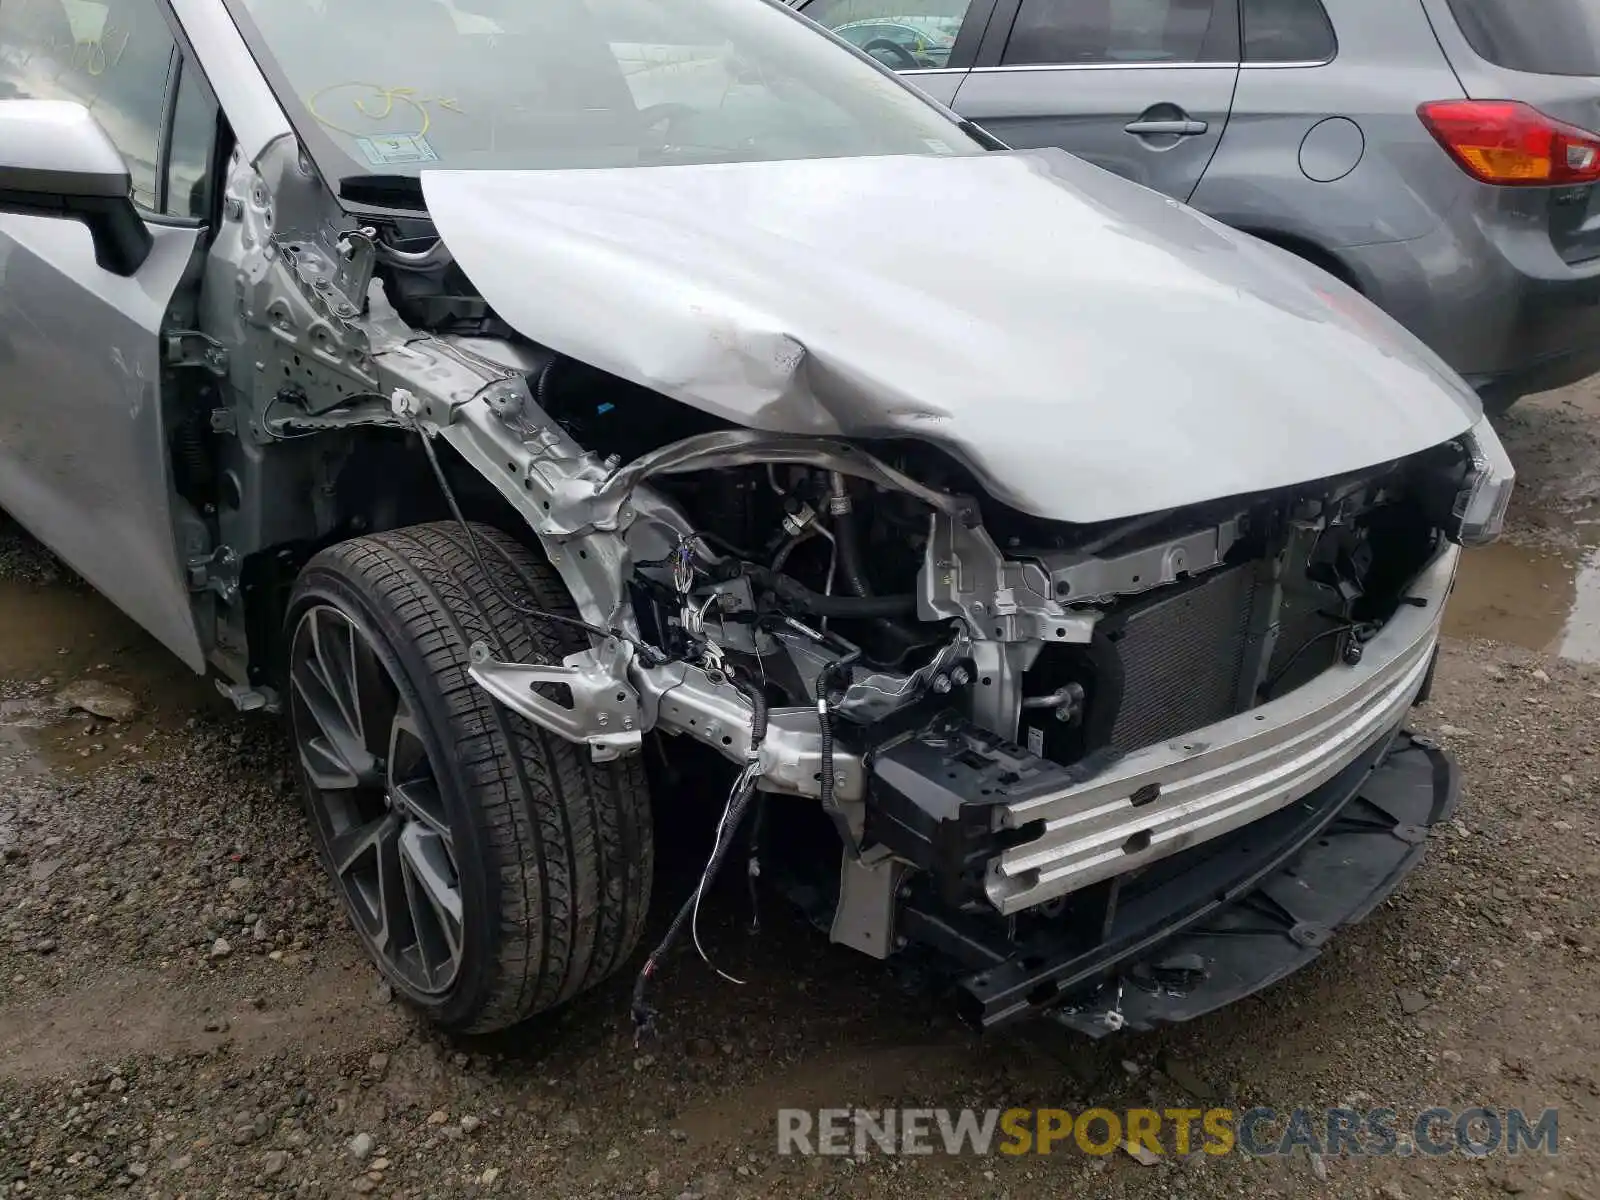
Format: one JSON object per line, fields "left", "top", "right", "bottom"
{"left": 226, "top": 0, "right": 984, "bottom": 176}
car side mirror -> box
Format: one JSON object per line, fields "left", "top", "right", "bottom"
{"left": 0, "top": 100, "right": 152, "bottom": 277}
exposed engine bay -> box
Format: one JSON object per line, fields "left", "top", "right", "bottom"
{"left": 178, "top": 134, "right": 1493, "bottom": 1031}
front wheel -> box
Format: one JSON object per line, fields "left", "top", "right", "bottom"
{"left": 284, "top": 522, "right": 653, "bottom": 1033}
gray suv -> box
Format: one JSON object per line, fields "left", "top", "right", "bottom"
{"left": 796, "top": 0, "right": 1600, "bottom": 412}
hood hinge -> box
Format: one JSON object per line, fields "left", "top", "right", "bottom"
{"left": 187, "top": 544, "right": 240, "bottom": 602}
{"left": 164, "top": 330, "right": 230, "bottom": 377}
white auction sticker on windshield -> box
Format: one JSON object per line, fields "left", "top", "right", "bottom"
{"left": 355, "top": 134, "right": 439, "bottom": 167}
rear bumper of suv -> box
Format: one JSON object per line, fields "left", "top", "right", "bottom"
{"left": 1346, "top": 194, "right": 1600, "bottom": 405}
{"left": 1464, "top": 342, "right": 1600, "bottom": 410}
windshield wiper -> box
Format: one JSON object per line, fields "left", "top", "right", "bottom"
{"left": 338, "top": 175, "right": 429, "bottom": 211}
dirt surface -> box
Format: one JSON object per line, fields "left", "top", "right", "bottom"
{"left": 5, "top": 389, "right": 1600, "bottom": 1199}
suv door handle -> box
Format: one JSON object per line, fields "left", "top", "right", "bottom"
{"left": 1124, "top": 118, "right": 1209, "bottom": 136}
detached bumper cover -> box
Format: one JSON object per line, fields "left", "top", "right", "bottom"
{"left": 987, "top": 544, "right": 1458, "bottom": 915}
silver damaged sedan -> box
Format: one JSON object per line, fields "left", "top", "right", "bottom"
{"left": 0, "top": 0, "right": 1512, "bottom": 1036}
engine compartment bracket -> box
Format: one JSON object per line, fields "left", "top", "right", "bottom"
{"left": 830, "top": 846, "right": 908, "bottom": 960}
{"left": 921, "top": 515, "right": 1095, "bottom": 644}
{"left": 634, "top": 661, "right": 866, "bottom": 801}
{"left": 163, "top": 330, "right": 230, "bottom": 377}
{"left": 1041, "top": 516, "right": 1243, "bottom": 605}
{"left": 186, "top": 544, "right": 240, "bottom": 602}
{"left": 466, "top": 639, "right": 643, "bottom": 762}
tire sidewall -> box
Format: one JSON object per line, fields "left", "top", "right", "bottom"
{"left": 284, "top": 562, "right": 502, "bottom": 1030}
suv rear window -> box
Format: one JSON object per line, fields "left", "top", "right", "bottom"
{"left": 1243, "top": 0, "right": 1335, "bottom": 64}
{"left": 1446, "top": 0, "right": 1600, "bottom": 76}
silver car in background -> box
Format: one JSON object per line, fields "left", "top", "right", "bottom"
{"left": 797, "top": 0, "right": 1600, "bottom": 413}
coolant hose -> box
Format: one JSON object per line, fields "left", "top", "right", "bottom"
{"left": 829, "top": 472, "right": 926, "bottom": 649}
{"left": 829, "top": 471, "right": 876, "bottom": 600}
{"left": 742, "top": 565, "right": 915, "bottom": 618}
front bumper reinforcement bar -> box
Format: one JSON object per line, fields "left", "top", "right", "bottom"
{"left": 901, "top": 728, "right": 1456, "bottom": 1030}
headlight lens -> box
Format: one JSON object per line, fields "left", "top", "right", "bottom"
{"left": 1450, "top": 414, "right": 1514, "bottom": 546}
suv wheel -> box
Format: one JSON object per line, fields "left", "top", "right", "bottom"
{"left": 284, "top": 522, "right": 653, "bottom": 1032}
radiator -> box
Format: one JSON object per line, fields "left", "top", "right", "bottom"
{"left": 1103, "top": 562, "right": 1266, "bottom": 753}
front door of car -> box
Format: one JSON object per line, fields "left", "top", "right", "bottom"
{"left": 951, "top": 0, "right": 1240, "bottom": 202}
{"left": 794, "top": 0, "right": 1000, "bottom": 107}
{"left": 0, "top": 0, "right": 221, "bottom": 670}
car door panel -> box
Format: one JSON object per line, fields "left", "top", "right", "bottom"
{"left": 0, "top": 0, "right": 217, "bottom": 669}
{"left": 955, "top": 64, "right": 1238, "bottom": 197}
{"left": 0, "top": 215, "right": 208, "bottom": 669}
{"left": 952, "top": 0, "right": 1241, "bottom": 202}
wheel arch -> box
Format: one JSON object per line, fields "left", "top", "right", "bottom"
{"left": 232, "top": 431, "right": 551, "bottom": 693}
{"left": 1238, "top": 226, "right": 1367, "bottom": 294}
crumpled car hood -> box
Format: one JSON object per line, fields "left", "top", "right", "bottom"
{"left": 420, "top": 149, "right": 1480, "bottom": 524}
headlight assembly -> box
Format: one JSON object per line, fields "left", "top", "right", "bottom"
{"left": 1449, "top": 414, "right": 1515, "bottom": 546}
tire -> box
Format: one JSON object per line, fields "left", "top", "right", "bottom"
{"left": 283, "top": 521, "right": 653, "bottom": 1033}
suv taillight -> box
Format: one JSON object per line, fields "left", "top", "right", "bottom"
{"left": 1419, "top": 99, "right": 1600, "bottom": 186}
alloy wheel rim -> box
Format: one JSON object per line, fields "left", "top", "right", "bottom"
{"left": 288, "top": 604, "right": 464, "bottom": 995}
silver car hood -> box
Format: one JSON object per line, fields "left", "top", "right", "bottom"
{"left": 419, "top": 149, "right": 1480, "bottom": 524}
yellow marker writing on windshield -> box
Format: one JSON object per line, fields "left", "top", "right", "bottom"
{"left": 38, "top": 27, "right": 131, "bottom": 77}
{"left": 80, "top": 26, "right": 130, "bottom": 76}
{"left": 307, "top": 82, "right": 465, "bottom": 138}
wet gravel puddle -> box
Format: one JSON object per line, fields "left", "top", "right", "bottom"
{"left": 1450, "top": 510, "right": 1600, "bottom": 663}
{"left": 0, "top": 565, "right": 214, "bottom": 774}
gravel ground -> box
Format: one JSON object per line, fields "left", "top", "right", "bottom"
{"left": 4, "top": 388, "right": 1600, "bottom": 1199}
